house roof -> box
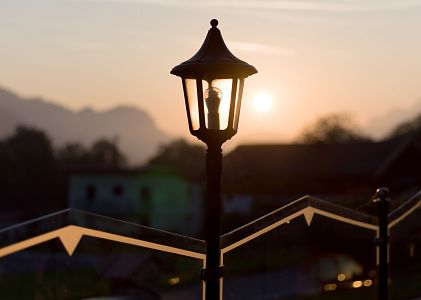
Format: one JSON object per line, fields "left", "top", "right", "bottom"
{"left": 63, "top": 165, "right": 141, "bottom": 175}
{"left": 64, "top": 164, "right": 194, "bottom": 179}
{"left": 223, "top": 137, "right": 417, "bottom": 182}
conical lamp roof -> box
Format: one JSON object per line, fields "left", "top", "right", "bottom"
{"left": 171, "top": 19, "right": 257, "bottom": 78}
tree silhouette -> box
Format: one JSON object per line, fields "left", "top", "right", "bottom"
{"left": 6, "top": 126, "right": 57, "bottom": 182}
{"left": 88, "top": 138, "right": 127, "bottom": 167}
{"left": 388, "top": 113, "right": 421, "bottom": 139}
{"left": 147, "top": 139, "right": 205, "bottom": 179}
{"left": 0, "top": 125, "right": 62, "bottom": 214}
{"left": 57, "top": 142, "right": 88, "bottom": 165}
{"left": 57, "top": 139, "right": 127, "bottom": 168}
{"left": 297, "top": 114, "right": 372, "bottom": 144}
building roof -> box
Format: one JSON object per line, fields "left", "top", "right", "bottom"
{"left": 64, "top": 164, "right": 194, "bottom": 179}
{"left": 63, "top": 165, "right": 141, "bottom": 175}
{"left": 223, "top": 137, "right": 420, "bottom": 193}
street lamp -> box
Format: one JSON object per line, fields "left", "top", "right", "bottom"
{"left": 171, "top": 19, "right": 257, "bottom": 300}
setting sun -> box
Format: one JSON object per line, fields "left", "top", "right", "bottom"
{"left": 253, "top": 93, "right": 273, "bottom": 113}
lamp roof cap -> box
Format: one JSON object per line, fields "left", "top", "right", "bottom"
{"left": 171, "top": 19, "right": 257, "bottom": 78}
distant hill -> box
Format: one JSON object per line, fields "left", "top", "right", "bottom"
{"left": 0, "top": 86, "right": 170, "bottom": 164}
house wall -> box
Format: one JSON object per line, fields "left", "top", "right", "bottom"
{"left": 136, "top": 173, "right": 203, "bottom": 236}
{"left": 69, "top": 173, "right": 140, "bottom": 218}
{"left": 68, "top": 171, "right": 203, "bottom": 237}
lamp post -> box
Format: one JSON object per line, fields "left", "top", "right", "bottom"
{"left": 171, "top": 19, "right": 257, "bottom": 300}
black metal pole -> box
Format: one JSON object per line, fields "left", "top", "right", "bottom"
{"left": 203, "top": 142, "right": 223, "bottom": 300}
{"left": 373, "top": 187, "right": 390, "bottom": 300}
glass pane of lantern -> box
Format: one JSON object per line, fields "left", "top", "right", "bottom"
{"left": 202, "top": 79, "right": 233, "bottom": 130}
{"left": 185, "top": 79, "right": 200, "bottom": 130}
{"left": 233, "top": 78, "right": 244, "bottom": 131}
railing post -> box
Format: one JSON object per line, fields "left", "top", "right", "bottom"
{"left": 373, "top": 187, "right": 391, "bottom": 300}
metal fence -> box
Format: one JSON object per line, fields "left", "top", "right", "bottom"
{"left": 0, "top": 190, "right": 420, "bottom": 299}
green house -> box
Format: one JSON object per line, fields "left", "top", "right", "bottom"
{"left": 68, "top": 166, "right": 204, "bottom": 237}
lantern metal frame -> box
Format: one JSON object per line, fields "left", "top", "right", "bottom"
{"left": 171, "top": 19, "right": 257, "bottom": 147}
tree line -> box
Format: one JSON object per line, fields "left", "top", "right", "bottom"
{"left": 0, "top": 126, "right": 127, "bottom": 219}
{"left": 298, "top": 112, "right": 421, "bottom": 144}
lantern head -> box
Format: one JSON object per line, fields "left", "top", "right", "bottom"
{"left": 171, "top": 19, "right": 257, "bottom": 146}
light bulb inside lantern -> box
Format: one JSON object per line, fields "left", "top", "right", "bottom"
{"left": 204, "top": 86, "right": 222, "bottom": 129}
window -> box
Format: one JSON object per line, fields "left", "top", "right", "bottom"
{"left": 86, "top": 185, "right": 96, "bottom": 201}
{"left": 113, "top": 185, "right": 124, "bottom": 196}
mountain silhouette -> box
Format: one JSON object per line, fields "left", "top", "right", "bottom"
{"left": 0, "top": 86, "right": 170, "bottom": 164}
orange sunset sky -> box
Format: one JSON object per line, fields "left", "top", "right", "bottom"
{"left": 1, "top": 0, "right": 421, "bottom": 147}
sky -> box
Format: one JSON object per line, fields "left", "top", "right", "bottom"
{"left": 1, "top": 0, "right": 421, "bottom": 147}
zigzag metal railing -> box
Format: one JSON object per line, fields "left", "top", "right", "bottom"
{"left": 389, "top": 190, "right": 421, "bottom": 229}
{"left": 221, "top": 195, "right": 378, "bottom": 257}
{"left": 0, "top": 208, "right": 206, "bottom": 261}
{"left": 0, "top": 192, "right": 420, "bottom": 260}
{"left": 0, "top": 209, "right": 207, "bottom": 300}
{"left": 221, "top": 191, "right": 421, "bottom": 262}
{"left": 0, "top": 191, "right": 419, "bottom": 299}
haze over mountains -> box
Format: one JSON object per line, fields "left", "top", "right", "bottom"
{"left": 0, "top": 86, "right": 170, "bottom": 164}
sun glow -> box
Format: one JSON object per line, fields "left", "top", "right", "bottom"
{"left": 253, "top": 93, "right": 273, "bottom": 112}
